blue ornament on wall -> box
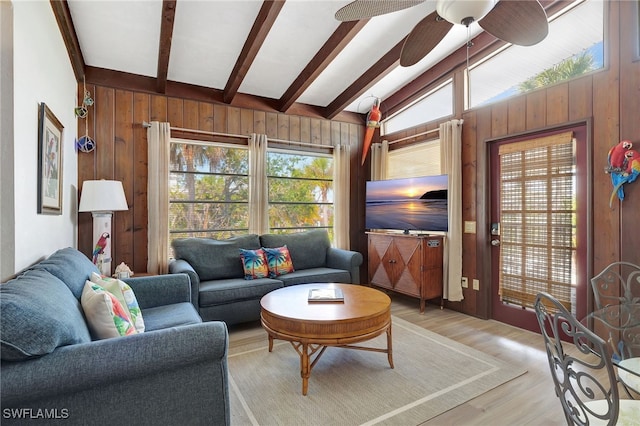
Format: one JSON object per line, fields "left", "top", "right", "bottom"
{"left": 76, "top": 135, "right": 95, "bottom": 153}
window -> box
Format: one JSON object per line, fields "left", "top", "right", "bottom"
{"left": 267, "top": 150, "right": 333, "bottom": 234}
{"left": 382, "top": 80, "right": 453, "bottom": 135}
{"left": 169, "top": 140, "right": 249, "bottom": 242}
{"left": 468, "top": 0, "right": 604, "bottom": 108}
{"left": 168, "top": 139, "right": 334, "bottom": 244}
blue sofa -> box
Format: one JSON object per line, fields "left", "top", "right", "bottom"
{"left": 169, "top": 229, "right": 363, "bottom": 326}
{"left": 0, "top": 248, "right": 230, "bottom": 426}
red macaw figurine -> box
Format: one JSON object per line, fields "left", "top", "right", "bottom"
{"left": 607, "top": 139, "right": 633, "bottom": 172}
{"left": 361, "top": 97, "right": 382, "bottom": 165}
{"left": 92, "top": 232, "right": 110, "bottom": 264}
{"left": 609, "top": 149, "right": 640, "bottom": 208}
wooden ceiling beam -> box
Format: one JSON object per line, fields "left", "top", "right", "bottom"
{"left": 278, "top": 19, "right": 369, "bottom": 113}
{"left": 84, "top": 66, "right": 364, "bottom": 125}
{"left": 156, "top": 0, "right": 177, "bottom": 94}
{"left": 323, "top": 40, "right": 404, "bottom": 120}
{"left": 49, "top": 0, "right": 85, "bottom": 82}
{"left": 223, "top": 0, "right": 286, "bottom": 104}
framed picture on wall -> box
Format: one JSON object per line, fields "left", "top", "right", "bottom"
{"left": 37, "top": 102, "right": 64, "bottom": 215}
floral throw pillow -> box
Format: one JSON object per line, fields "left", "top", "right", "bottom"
{"left": 263, "top": 246, "right": 295, "bottom": 278}
{"left": 239, "top": 248, "right": 269, "bottom": 280}
{"left": 90, "top": 273, "right": 145, "bottom": 333}
{"left": 81, "top": 281, "right": 138, "bottom": 339}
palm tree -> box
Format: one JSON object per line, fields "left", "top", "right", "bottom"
{"left": 518, "top": 52, "right": 595, "bottom": 92}
{"left": 302, "top": 157, "right": 333, "bottom": 227}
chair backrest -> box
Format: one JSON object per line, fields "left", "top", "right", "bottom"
{"left": 591, "top": 261, "right": 640, "bottom": 309}
{"left": 534, "top": 292, "right": 620, "bottom": 425}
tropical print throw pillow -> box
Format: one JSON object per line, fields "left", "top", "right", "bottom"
{"left": 263, "top": 246, "right": 295, "bottom": 278}
{"left": 239, "top": 248, "right": 269, "bottom": 280}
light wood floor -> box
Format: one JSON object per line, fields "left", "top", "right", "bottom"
{"left": 227, "top": 293, "right": 567, "bottom": 426}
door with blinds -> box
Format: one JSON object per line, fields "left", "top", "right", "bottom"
{"left": 490, "top": 126, "right": 589, "bottom": 332}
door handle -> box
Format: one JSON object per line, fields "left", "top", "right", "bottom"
{"left": 491, "top": 239, "right": 501, "bottom": 246}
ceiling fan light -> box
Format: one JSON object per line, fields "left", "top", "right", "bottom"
{"left": 436, "top": 0, "right": 496, "bottom": 26}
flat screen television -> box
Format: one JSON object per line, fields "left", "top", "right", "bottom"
{"left": 365, "top": 175, "right": 448, "bottom": 233}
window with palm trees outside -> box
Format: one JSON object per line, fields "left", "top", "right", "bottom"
{"left": 169, "top": 140, "right": 334, "bottom": 249}
{"left": 267, "top": 150, "right": 333, "bottom": 234}
{"left": 169, "top": 141, "right": 249, "bottom": 242}
{"left": 467, "top": 0, "right": 603, "bottom": 108}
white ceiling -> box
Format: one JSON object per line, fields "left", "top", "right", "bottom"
{"left": 67, "top": 0, "right": 483, "bottom": 115}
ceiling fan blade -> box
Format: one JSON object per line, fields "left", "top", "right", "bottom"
{"left": 335, "top": 0, "right": 425, "bottom": 22}
{"left": 479, "top": 0, "right": 548, "bottom": 46}
{"left": 400, "top": 11, "right": 453, "bottom": 67}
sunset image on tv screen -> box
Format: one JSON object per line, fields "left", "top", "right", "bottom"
{"left": 365, "top": 175, "right": 448, "bottom": 232}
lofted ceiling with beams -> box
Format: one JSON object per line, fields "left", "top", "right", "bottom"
{"left": 51, "top": 0, "right": 560, "bottom": 122}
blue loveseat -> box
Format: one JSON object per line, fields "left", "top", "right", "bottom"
{"left": 0, "top": 248, "right": 230, "bottom": 425}
{"left": 169, "top": 229, "right": 363, "bottom": 326}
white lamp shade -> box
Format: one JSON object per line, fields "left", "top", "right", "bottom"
{"left": 437, "top": 0, "right": 496, "bottom": 25}
{"left": 79, "top": 180, "right": 128, "bottom": 213}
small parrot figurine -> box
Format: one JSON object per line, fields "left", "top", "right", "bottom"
{"left": 92, "top": 232, "right": 110, "bottom": 264}
{"left": 606, "top": 140, "right": 633, "bottom": 173}
{"left": 609, "top": 149, "right": 640, "bottom": 208}
{"left": 361, "top": 97, "right": 382, "bottom": 165}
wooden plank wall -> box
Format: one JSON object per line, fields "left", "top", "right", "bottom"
{"left": 384, "top": 1, "right": 639, "bottom": 318}
{"left": 77, "top": 93, "right": 364, "bottom": 274}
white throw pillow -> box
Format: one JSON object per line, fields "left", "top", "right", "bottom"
{"left": 81, "top": 281, "right": 138, "bottom": 339}
{"left": 90, "top": 273, "right": 145, "bottom": 333}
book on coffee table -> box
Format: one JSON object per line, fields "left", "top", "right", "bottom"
{"left": 308, "top": 288, "right": 344, "bottom": 302}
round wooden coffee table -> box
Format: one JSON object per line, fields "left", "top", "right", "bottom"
{"left": 260, "top": 283, "right": 393, "bottom": 395}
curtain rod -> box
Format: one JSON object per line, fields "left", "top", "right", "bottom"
{"left": 142, "top": 121, "right": 247, "bottom": 139}
{"left": 142, "top": 121, "right": 333, "bottom": 150}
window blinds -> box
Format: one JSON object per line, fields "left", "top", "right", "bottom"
{"left": 387, "top": 140, "right": 441, "bottom": 179}
{"left": 497, "top": 131, "right": 575, "bottom": 311}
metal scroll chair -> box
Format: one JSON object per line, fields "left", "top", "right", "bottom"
{"left": 590, "top": 262, "right": 640, "bottom": 390}
{"left": 591, "top": 261, "right": 640, "bottom": 309}
{"left": 534, "top": 292, "right": 640, "bottom": 425}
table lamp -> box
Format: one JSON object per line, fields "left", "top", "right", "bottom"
{"left": 79, "top": 180, "right": 128, "bottom": 276}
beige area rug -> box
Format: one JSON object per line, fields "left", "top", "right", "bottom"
{"left": 228, "top": 316, "right": 527, "bottom": 426}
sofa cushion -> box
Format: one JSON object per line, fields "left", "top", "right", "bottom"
{"left": 260, "top": 229, "right": 330, "bottom": 270}
{"left": 263, "top": 246, "right": 295, "bottom": 278}
{"left": 239, "top": 248, "right": 269, "bottom": 280}
{"left": 141, "top": 303, "right": 202, "bottom": 331}
{"left": 199, "top": 278, "right": 283, "bottom": 307}
{"left": 31, "top": 247, "right": 100, "bottom": 299}
{"left": 275, "top": 267, "right": 351, "bottom": 286}
{"left": 172, "top": 234, "right": 261, "bottom": 281}
{"left": 81, "top": 281, "right": 138, "bottom": 339}
{"left": 0, "top": 269, "right": 92, "bottom": 360}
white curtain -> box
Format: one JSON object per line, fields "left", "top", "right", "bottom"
{"left": 440, "top": 119, "right": 464, "bottom": 302}
{"left": 248, "top": 133, "right": 269, "bottom": 235}
{"left": 370, "top": 140, "right": 389, "bottom": 180}
{"left": 147, "top": 121, "right": 171, "bottom": 274}
{"left": 333, "top": 143, "right": 351, "bottom": 249}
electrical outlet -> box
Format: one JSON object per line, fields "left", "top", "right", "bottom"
{"left": 472, "top": 279, "right": 480, "bottom": 291}
{"left": 461, "top": 277, "right": 468, "bottom": 288}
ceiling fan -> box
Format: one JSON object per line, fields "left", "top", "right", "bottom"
{"left": 335, "top": 0, "right": 549, "bottom": 67}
